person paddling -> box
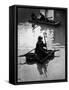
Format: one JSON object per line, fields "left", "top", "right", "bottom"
{"left": 35, "top": 36, "right": 47, "bottom": 60}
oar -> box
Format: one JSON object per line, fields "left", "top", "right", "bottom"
{"left": 43, "top": 33, "right": 47, "bottom": 49}
{"left": 18, "top": 48, "right": 35, "bottom": 57}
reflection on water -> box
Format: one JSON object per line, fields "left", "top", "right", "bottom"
{"left": 18, "top": 22, "right": 65, "bottom": 82}
{"left": 37, "top": 63, "right": 48, "bottom": 78}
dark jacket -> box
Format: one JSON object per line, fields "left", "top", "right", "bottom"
{"left": 35, "top": 41, "right": 47, "bottom": 58}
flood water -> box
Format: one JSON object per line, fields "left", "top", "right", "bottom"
{"left": 17, "top": 22, "right": 65, "bottom": 82}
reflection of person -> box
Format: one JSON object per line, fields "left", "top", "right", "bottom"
{"left": 35, "top": 36, "right": 47, "bottom": 60}
{"left": 31, "top": 13, "right": 37, "bottom": 20}
{"left": 37, "top": 63, "right": 48, "bottom": 77}
{"left": 39, "top": 13, "right": 45, "bottom": 21}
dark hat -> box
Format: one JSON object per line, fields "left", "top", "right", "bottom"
{"left": 38, "top": 36, "right": 43, "bottom": 40}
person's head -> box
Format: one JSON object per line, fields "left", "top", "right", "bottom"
{"left": 40, "top": 13, "right": 44, "bottom": 16}
{"left": 40, "top": 13, "right": 42, "bottom": 15}
{"left": 38, "top": 36, "right": 43, "bottom": 41}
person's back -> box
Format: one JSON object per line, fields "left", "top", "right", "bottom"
{"left": 35, "top": 36, "right": 47, "bottom": 59}
{"left": 35, "top": 41, "right": 44, "bottom": 53}
{"left": 40, "top": 13, "right": 45, "bottom": 21}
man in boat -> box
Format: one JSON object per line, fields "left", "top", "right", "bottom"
{"left": 35, "top": 36, "right": 47, "bottom": 60}
{"left": 39, "top": 13, "right": 45, "bottom": 21}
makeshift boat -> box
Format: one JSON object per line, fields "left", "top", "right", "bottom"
{"left": 19, "top": 49, "right": 59, "bottom": 65}
{"left": 29, "top": 19, "right": 60, "bottom": 26}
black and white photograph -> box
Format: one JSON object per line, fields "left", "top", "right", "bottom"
{"left": 17, "top": 6, "right": 67, "bottom": 83}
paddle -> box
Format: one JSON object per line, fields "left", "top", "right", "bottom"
{"left": 18, "top": 48, "right": 35, "bottom": 57}
{"left": 43, "top": 32, "right": 47, "bottom": 49}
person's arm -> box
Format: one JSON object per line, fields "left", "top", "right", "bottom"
{"left": 39, "top": 46, "right": 44, "bottom": 52}
{"left": 42, "top": 42, "right": 47, "bottom": 49}
{"left": 38, "top": 42, "right": 45, "bottom": 52}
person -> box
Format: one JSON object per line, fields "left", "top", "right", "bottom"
{"left": 39, "top": 13, "right": 45, "bottom": 21}
{"left": 35, "top": 36, "right": 47, "bottom": 60}
{"left": 31, "top": 13, "right": 37, "bottom": 20}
